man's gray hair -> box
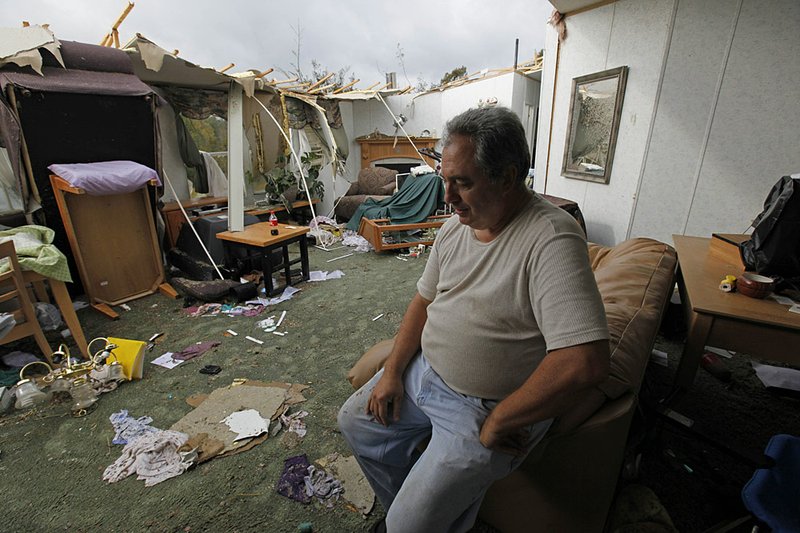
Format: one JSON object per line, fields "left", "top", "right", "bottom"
{"left": 442, "top": 106, "right": 530, "bottom": 184}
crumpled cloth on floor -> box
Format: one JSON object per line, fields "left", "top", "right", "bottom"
{"left": 172, "top": 341, "right": 220, "bottom": 361}
{"left": 277, "top": 454, "right": 313, "bottom": 504}
{"left": 304, "top": 464, "right": 343, "bottom": 508}
{"left": 109, "top": 410, "right": 159, "bottom": 445}
{"left": 103, "top": 429, "right": 190, "bottom": 487}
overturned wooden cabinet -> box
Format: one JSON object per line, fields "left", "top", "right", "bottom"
{"left": 49, "top": 174, "right": 176, "bottom": 319}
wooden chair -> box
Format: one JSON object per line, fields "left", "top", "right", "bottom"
{"left": 0, "top": 240, "right": 53, "bottom": 364}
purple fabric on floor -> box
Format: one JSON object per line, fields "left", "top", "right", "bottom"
{"left": 277, "top": 454, "right": 312, "bottom": 504}
{"left": 172, "top": 341, "right": 220, "bottom": 361}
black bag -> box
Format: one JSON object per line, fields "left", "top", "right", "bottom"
{"left": 740, "top": 175, "right": 800, "bottom": 279}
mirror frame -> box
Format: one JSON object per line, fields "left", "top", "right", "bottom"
{"left": 562, "top": 66, "right": 628, "bottom": 184}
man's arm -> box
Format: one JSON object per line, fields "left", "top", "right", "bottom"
{"left": 479, "top": 339, "right": 610, "bottom": 455}
{"left": 367, "top": 292, "right": 432, "bottom": 426}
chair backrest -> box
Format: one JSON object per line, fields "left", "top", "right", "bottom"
{"left": 357, "top": 167, "right": 398, "bottom": 195}
{"left": 0, "top": 240, "right": 53, "bottom": 364}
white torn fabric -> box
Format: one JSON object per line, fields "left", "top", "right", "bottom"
{"left": 280, "top": 409, "right": 309, "bottom": 438}
{"left": 342, "top": 231, "right": 373, "bottom": 252}
{"left": 200, "top": 151, "right": 227, "bottom": 197}
{"left": 221, "top": 409, "right": 271, "bottom": 441}
{"left": 246, "top": 285, "right": 301, "bottom": 307}
{"left": 109, "top": 410, "right": 160, "bottom": 445}
{"left": 103, "top": 429, "right": 190, "bottom": 487}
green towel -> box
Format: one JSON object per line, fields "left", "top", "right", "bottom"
{"left": 0, "top": 225, "right": 73, "bottom": 282}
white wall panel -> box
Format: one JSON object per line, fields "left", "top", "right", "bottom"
{"left": 684, "top": 0, "right": 800, "bottom": 237}
{"left": 543, "top": 0, "right": 672, "bottom": 245}
{"left": 629, "top": 0, "right": 738, "bottom": 243}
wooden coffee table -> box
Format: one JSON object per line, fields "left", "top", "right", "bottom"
{"left": 672, "top": 235, "right": 800, "bottom": 394}
{"left": 216, "top": 223, "right": 310, "bottom": 296}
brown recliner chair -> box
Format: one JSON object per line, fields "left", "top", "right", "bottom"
{"left": 346, "top": 238, "right": 677, "bottom": 532}
{"left": 334, "top": 167, "right": 398, "bottom": 221}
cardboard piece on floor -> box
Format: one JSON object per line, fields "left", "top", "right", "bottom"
{"left": 317, "top": 453, "right": 375, "bottom": 516}
{"left": 170, "top": 383, "right": 288, "bottom": 455}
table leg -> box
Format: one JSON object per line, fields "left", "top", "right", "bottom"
{"left": 674, "top": 310, "right": 714, "bottom": 393}
{"left": 282, "top": 245, "right": 292, "bottom": 285}
{"left": 262, "top": 246, "right": 275, "bottom": 296}
{"left": 299, "top": 235, "right": 310, "bottom": 282}
{"left": 49, "top": 280, "right": 89, "bottom": 358}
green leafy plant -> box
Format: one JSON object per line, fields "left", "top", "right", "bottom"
{"left": 299, "top": 152, "right": 325, "bottom": 202}
{"left": 261, "top": 155, "right": 295, "bottom": 211}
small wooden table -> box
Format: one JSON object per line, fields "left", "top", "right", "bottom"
{"left": 216, "top": 223, "right": 310, "bottom": 296}
{"left": 672, "top": 235, "right": 800, "bottom": 394}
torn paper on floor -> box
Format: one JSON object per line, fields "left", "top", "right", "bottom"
{"left": 151, "top": 352, "right": 183, "bottom": 369}
{"left": 280, "top": 408, "right": 309, "bottom": 438}
{"left": 752, "top": 361, "right": 800, "bottom": 392}
{"left": 103, "top": 427, "right": 190, "bottom": 487}
{"left": 308, "top": 270, "right": 345, "bottom": 282}
{"left": 247, "top": 285, "right": 301, "bottom": 307}
{"left": 222, "top": 409, "right": 272, "bottom": 441}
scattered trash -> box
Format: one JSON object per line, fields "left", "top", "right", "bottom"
{"left": 246, "top": 285, "right": 301, "bottom": 307}
{"left": 1, "top": 351, "right": 39, "bottom": 368}
{"left": 60, "top": 328, "right": 72, "bottom": 338}
{"left": 276, "top": 310, "right": 287, "bottom": 327}
{"left": 396, "top": 256, "right": 408, "bottom": 261}
{"left": 371, "top": 313, "right": 384, "bottom": 321}
{"left": 273, "top": 331, "right": 286, "bottom": 336}
{"left": 172, "top": 341, "right": 220, "bottom": 361}
{"left": 146, "top": 332, "right": 164, "bottom": 352}
{"left": 151, "top": 352, "right": 184, "bottom": 369}
{"left": 225, "top": 329, "right": 238, "bottom": 336}
{"left": 700, "top": 352, "right": 731, "bottom": 381}
{"left": 752, "top": 361, "right": 800, "bottom": 392}
{"left": 245, "top": 336, "right": 264, "bottom": 345}
{"left": 120, "top": 304, "right": 131, "bottom": 312}
{"left": 650, "top": 349, "right": 669, "bottom": 367}
{"left": 34, "top": 302, "right": 62, "bottom": 331}
{"left": 342, "top": 231, "right": 373, "bottom": 253}
{"left": 222, "top": 408, "right": 271, "bottom": 441}
{"left": 103, "top": 425, "right": 190, "bottom": 487}
{"left": 277, "top": 454, "right": 314, "bottom": 504}
{"left": 308, "top": 270, "right": 345, "bottom": 282}
{"left": 109, "top": 409, "right": 159, "bottom": 445}
{"left": 304, "top": 464, "right": 343, "bottom": 508}
{"left": 326, "top": 253, "right": 353, "bottom": 263}
{"left": 186, "top": 302, "right": 266, "bottom": 318}
{"left": 280, "top": 408, "right": 309, "bottom": 438}
{"left": 257, "top": 317, "right": 278, "bottom": 332}
{"left": 317, "top": 453, "right": 376, "bottom": 516}
{"left": 72, "top": 300, "right": 90, "bottom": 311}
{"left": 199, "top": 365, "right": 222, "bottom": 375}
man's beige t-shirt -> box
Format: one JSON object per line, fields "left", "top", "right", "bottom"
{"left": 416, "top": 193, "right": 609, "bottom": 400}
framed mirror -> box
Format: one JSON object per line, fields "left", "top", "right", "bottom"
{"left": 562, "top": 66, "right": 628, "bottom": 184}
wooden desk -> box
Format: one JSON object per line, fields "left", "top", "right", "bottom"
{"left": 672, "top": 235, "right": 800, "bottom": 393}
{"left": 216, "top": 223, "right": 310, "bottom": 296}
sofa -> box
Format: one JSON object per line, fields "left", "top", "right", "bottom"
{"left": 346, "top": 237, "right": 678, "bottom": 532}
{"left": 334, "top": 167, "right": 398, "bottom": 221}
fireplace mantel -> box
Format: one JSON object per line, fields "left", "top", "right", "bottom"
{"left": 356, "top": 135, "right": 439, "bottom": 169}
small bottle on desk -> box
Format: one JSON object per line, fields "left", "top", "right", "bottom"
{"left": 269, "top": 211, "right": 279, "bottom": 235}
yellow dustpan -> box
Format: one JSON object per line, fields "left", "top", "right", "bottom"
{"left": 107, "top": 337, "right": 146, "bottom": 380}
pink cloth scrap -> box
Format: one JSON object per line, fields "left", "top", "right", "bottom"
{"left": 172, "top": 341, "right": 220, "bottom": 361}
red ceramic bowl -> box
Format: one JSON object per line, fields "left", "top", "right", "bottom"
{"left": 737, "top": 272, "right": 774, "bottom": 299}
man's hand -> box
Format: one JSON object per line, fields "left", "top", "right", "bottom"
{"left": 479, "top": 414, "right": 530, "bottom": 456}
{"left": 367, "top": 372, "right": 405, "bottom": 426}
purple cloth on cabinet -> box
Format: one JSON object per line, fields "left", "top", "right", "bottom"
{"left": 172, "top": 341, "right": 220, "bottom": 361}
{"left": 48, "top": 161, "right": 160, "bottom": 195}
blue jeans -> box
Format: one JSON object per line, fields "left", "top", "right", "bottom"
{"left": 338, "top": 354, "right": 552, "bottom": 533}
